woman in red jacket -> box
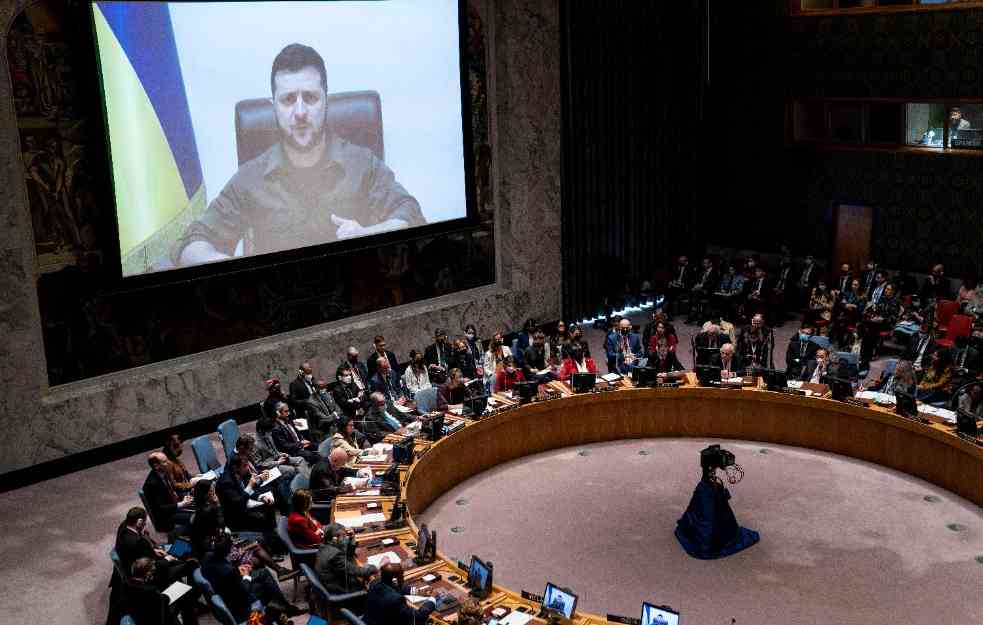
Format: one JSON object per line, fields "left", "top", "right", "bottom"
{"left": 558, "top": 345, "right": 598, "bottom": 380}
{"left": 494, "top": 355, "right": 525, "bottom": 392}
{"left": 647, "top": 321, "right": 678, "bottom": 354}
{"left": 286, "top": 489, "right": 324, "bottom": 549}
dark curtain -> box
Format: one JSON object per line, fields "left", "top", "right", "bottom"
{"left": 561, "top": 0, "right": 709, "bottom": 321}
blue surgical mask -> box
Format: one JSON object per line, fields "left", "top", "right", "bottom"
{"left": 800, "top": 333, "right": 810, "bottom": 341}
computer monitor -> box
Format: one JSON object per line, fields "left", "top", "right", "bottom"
{"left": 641, "top": 603, "right": 680, "bottom": 625}
{"left": 467, "top": 555, "right": 493, "bottom": 598}
{"left": 515, "top": 381, "right": 538, "bottom": 403}
{"left": 571, "top": 372, "right": 595, "bottom": 393}
{"left": 895, "top": 390, "right": 918, "bottom": 419}
{"left": 631, "top": 366, "right": 658, "bottom": 388}
{"left": 957, "top": 408, "right": 980, "bottom": 438}
{"left": 762, "top": 368, "right": 787, "bottom": 392}
{"left": 393, "top": 436, "right": 415, "bottom": 464}
{"left": 828, "top": 376, "right": 853, "bottom": 402}
{"left": 695, "top": 346, "right": 718, "bottom": 366}
{"left": 425, "top": 413, "right": 444, "bottom": 442}
{"left": 541, "top": 583, "right": 577, "bottom": 620}
{"left": 464, "top": 394, "right": 488, "bottom": 418}
{"left": 695, "top": 365, "right": 721, "bottom": 386}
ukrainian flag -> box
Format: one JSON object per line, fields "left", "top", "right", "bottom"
{"left": 93, "top": 1, "right": 205, "bottom": 275}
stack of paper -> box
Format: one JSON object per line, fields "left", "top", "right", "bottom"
{"left": 163, "top": 581, "right": 192, "bottom": 604}
{"left": 856, "top": 391, "right": 895, "bottom": 404}
{"left": 357, "top": 489, "right": 381, "bottom": 496}
{"left": 366, "top": 551, "right": 401, "bottom": 567}
{"left": 360, "top": 454, "right": 388, "bottom": 463}
{"left": 293, "top": 418, "right": 309, "bottom": 431}
{"left": 500, "top": 613, "right": 533, "bottom": 625}
{"left": 920, "top": 405, "right": 957, "bottom": 423}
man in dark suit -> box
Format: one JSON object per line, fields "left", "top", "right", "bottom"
{"left": 903, "top": 321, "right": 937, "bottom": 373}
{"left": 687, "top": 257, "right": 719, "bottom": 324}
{"left": 333, "top": 364, "right": 366, "bottom": 418}
{"left": 366, "top": 335, "right": 400, "bottom": 380}
{"left": 605, "top": 319, "right": 643, "bottom": 375}
{"left": 712, "top": 343, "right": 743, "bottom": 378}
{"left": 360, "top": 391, "right": 403, "bottom": 444}
{"left": 446, "top": 337, "right": 478, "bottom": 379}
{"left": 270, "top": 401, "right": 320, "bottom": 465}
{"left": 215, "top": 454, "right": 276, "bottom": 537}
{"left": 344, "top": 346, "right": 371, "bottom": 394}
{"left": 666, "top": 255, "right": 695, "bottom": 317}
{"left": 315, "top": 523, "right": 378, "bottom": 607}
{"left": 796, "top": 255, "right": 819, "bottom": 309}
{"left": 835, "top": 263, "right": 853, "bottom": 294}
{"left": 860, "top": 261, "right": 878, "bottom": 297}
{"left": 362, "top": 562, "right": 436, "bottom": 625}
{"left": 370, "top": 355, "right": 407, "bottom": 405}
{"left": 744, "top": 267, "right": 771, "bottom": 317}
{"left": 424, "top": 329, "right": 451, "bottom": 383}
{"left": 738, "top": 313, "right": 774, "bottom": 370}
{"left": 309, "top": 448, "right": 364, "bottom": 504}
{"left": 114, "top": 507, "right": 195, "bottom": 588}
{"left": 288, "top": 362, "right": 332, "bottom": 430}
{"left": 919, "top": 263, "right": 951, "bottom": 305}
{"left": 200, "top": 536, "right": 299, "bottom": 623}
{"left": 142, "top": 452, "right": 193, "bottom": 533}
{"left": 785, "top": 325, "right": 819, "bottom": 379}
{"left": 122, "top": 557, "right": 199, "bottom": 625}
{"left": 524, "top": 330, "right": 558, "bottom": 380}
{"left": 800, "top": 349, "right": 831, "bottom": 384}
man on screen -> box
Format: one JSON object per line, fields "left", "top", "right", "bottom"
{"left": 174, "top": 43, "right": 425, "bottom": 266}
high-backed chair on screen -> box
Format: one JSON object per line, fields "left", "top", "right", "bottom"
{"left": 232, "top": 91, "right": 384, "bottom": 255}
{"left": 235, "top": 91, "right": 384, "bottom": 165}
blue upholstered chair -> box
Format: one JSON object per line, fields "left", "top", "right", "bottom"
{"left": 300, "top": 563, "right": 367, "bottom": 617}
{"left": 414, "top": 386, "right": 439, "bottom": 414}
{"left": 190, "top": 435, "right": 223, "bottom": 475}
{"left": 217, "top": 419, "right": 240, "bottom": 462}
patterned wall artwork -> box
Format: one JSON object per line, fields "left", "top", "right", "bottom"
{"left": 9, "top": 0, "right": 496, "bottom": 385}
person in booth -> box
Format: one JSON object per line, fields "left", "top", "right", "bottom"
{"left": 173, "top": 43, "right": 424, "bottom": 267}
{"left": 363, "top": 562, "right": 436, "bottom": 625}
{"left": 558, "top": 343, "right": 597, "bottom": 380}
{"left": 437, "top": 367, "right": 467, "bottom": 411}
{"left": 495, "top": 355, "right": 525, "bottom": 392}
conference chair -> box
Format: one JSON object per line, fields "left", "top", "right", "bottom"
{"left": 194, "top": 567, "right": 262, "bottom": 625}
{"left": 808, "top": 335, "right": 832, "bottom": 353}
{"left": 190, "top": 435, "right": 223, "bottom": 475}
{"left": 217, "top": 419, "right": 240, "bottom": 462}
{"left": 289, "top": 473, "right": 331, "bottom": 517}
{"left": 935, "top": 314, "right": 973, "bottom": 349}
{"left": 414, "top": 386, "right": 439, "bottom": 414}
{"left": 110, "top": 548, "right": 127, "bottom": 583}
{"left": 339, "top": 608, "right": 368, "bottom": 625}
{"left": 275, "top": 517, "right": 311, "bottom": 599}
{"left": 300, "top": 563, "right": 367, "bottom": 619}
{"left": 137, "top": 487, "right": 172, "bottom": 536}
{"left": 934, "top": 299, "right": 959, "bottom": 335}
{"left": 833, "top": 351, "right": 859, "bottom": 382}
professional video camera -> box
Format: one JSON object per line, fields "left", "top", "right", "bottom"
{"left": 699, "top": 444, "right": 744, "bottom": 485}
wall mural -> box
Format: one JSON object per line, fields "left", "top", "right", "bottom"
{"left": 9, "top": 0, "right": 495, "bottom": 386}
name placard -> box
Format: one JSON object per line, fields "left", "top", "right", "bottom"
{"left": 520, "top": 590, "right": 544, "bottom": 603}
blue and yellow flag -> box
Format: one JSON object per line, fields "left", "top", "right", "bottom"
{"left": 93, "top": 1, "right": 205, "bottom": 274}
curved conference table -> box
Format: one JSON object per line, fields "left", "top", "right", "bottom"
{"left": 337, "top": 378, "right": 983, "bottom": 624}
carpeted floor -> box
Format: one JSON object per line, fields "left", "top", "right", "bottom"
{"left": 416, "top": 438, "right": 983, "bottom": 625}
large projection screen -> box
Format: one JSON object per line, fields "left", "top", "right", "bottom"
{"left": 91, "top": 1, "right": 468, "bottom": 277}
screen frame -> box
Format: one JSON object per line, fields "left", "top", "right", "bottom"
{"left": 542, "top": 582, "right": 577, "bottom": 619}
{"left": 467, "top": 554, "right": 491, "bottom": 592}
{"left": 641, "top": 602, "right": 680, "bottom": 625}
{"left": 87, "top": 0, "right": 480, "bottom": 292}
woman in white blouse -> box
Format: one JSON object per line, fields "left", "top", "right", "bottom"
{"left": 483, "top": 331, "right": 511, "bottom": 392}
{"left": 402, "top": 349, "right": 432, "bottom": 398}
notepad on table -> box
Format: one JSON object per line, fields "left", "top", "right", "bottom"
{"left": 601, "top": 373, "right": 622, "bottom": 383}
{"left": 360, "top": 454, "right": 388, "bottom": 463}
{"left": 366, "top": 551, "right": 401, "bottom": 568}
{"left": 163, "top": 581, "right": 192, "bottom": 604}
{"left": 361, "top": 512, "right": 387, "bottom": 523}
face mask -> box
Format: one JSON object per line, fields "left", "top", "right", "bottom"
{"left": 340, "top": 375, "right": 352, "bottom": 384}
{"left": 467, "top": 332, "right": 476, "bottom": 339}
{"left": 621, "top": 328, "right": 630, "bottom": 336}
{"left": 305, "top": 374, "right": 313, "bottom": 381}
{"left": 800, "top": 333, "right": 810, "bottom": 341}
{"left": 348, "top": 355, "right": 358, "bottom": 363}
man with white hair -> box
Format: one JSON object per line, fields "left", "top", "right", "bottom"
{"left": 714, "top": 343, "right": 743, "bottom": 379}
{"left": 309, "top": 448, "right": 371, "bottom": 504}
{"left": 694, "top": 322, "right": 725, "bottom": 366}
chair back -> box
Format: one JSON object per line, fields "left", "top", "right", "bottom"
{"left": 209, "top": 594, "right": 238, "bottom": 625}
{"left": 935, "top": 299, "right": 959, "bottom": 329}
{"left": 946, "top": 314, "right": 973, "bottom": 342}
{"left": 110, "top": 548, "right": 127, "bottom": 581}
{"left": 290, "top": 472, "right": 310, "bottom": 493}
{"left": 833, "top": 351, "right": 859, "bottom": 381}
{"left": 192, "top": 567, "right": 215, "bottom": 597}
{"left": 190, "top": 435, "right": 223, "bottom": 475}
{"left": 277, "top": 517, "right": 319, "bottom": 570}
{"left": 339, "top": 608, "right": 369, "bottom": 625}
{"left": 881, "top": 358, "right": 899, "bottom": 378}
{"left": 235, "top": 91, "right": 383, "bottom": 166}
{"left": 120, "top": 616, "right": 137, "bottom": 625}
{"left": 300, "top": 562, "right": 330, "bottom": 603}
{"left": 808, "top": 335, "right": 832, "bottom": 352}
{"left": 217, "top": 419, "right": 240, "bottom": 462}
{"left": 137, "top": 487, "right": 168, "bottom": 534}
{"left": 317, "top": 436, "right": 334, "bottom": 457}
{"left": 415, "top": 386, "right": 439, "bottom": 414}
